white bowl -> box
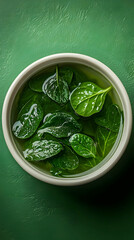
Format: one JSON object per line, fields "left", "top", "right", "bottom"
{"left": 2, "top": 53, "right": 132, "bottom": 186}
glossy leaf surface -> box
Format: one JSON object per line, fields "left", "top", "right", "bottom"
{"left": 42, "top": 66, "right": 69, "bottom": 104}
{"left": 70, "top": 82, "right": 112, "bottom": 117}
{"left": 51, "top": 146, "right": 79, "bottom": 171}
{"left": 69, "top": 133, "right": 96, "bottom": 158}
{"left": 37, "top": 112, "right": 82, "bottom": 138}
{"left": 12, "top": 100, "right": 43, "bottom": 139}
{"left": 23, "top": 140, "right": 63, "bottom": 161}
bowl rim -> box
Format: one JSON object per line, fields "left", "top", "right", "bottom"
{"left": 2, "top": 53, "right": 133, "bottom": 186}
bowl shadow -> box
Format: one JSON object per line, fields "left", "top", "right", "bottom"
{"left": 61, "top": 133, "right": 134, "bottom": 210}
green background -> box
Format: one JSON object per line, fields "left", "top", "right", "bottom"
{"left": 0, "top": 0, "right": 134, "bottom": 239}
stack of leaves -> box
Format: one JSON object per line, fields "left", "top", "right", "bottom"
{"left": 12, "top": 65, "right": 122, "bottom": 177}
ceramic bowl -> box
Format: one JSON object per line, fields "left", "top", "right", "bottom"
{"left": 2, "top": 53, "right": 132, "bottom": 186}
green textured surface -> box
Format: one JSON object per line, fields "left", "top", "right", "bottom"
{"left": 0, "top": 0, "right": 134, "bottom": 239}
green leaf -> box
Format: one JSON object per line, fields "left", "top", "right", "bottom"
{"left": 42, "top": 66, "right": 69, "bottom": 104}
{"left": 18, "top": 85, "right": 48, "bottom": 112}
{"left": 69, "top": 68, "right": 86, "bottom": 92}
{"left": 59, "top": 137, "right": 71, "bottom": 146}
{"left": 50, "top": 167, "right": 62, "bottom": 176}
{"left": 59, "top": 66, "right": 73, "bottom": 85}
{"left": 61, "top": 155, "right": 102, "bottom": 177}
{"left": 40, "top": 132, "right": 71, "bottom": 146}
{"left": 23, "top": 132, "right": 60, "bottom": 151}
{"left": 18, "top": 85, "right": 35, "bottom": 110}
{"left": 69, "top": 133, "right": 96, "bottom": 158}
{"left": 31, "top": 160, "right": 52, "bottom": 172}
{"left": 12, "top": 99, "right": 43, "bottom": 139}
{"left": 29, "top": 70, "right": 55, "bottom": 92}
{"left": 23, "top": 133, "right": 42, "bottom": 150}
{"left": 25, "top": 132, "right": 71, "bottom": 149}
{"left": 51, "top": 145, "right": 79, "bottom": 171}
{"left": 78, "top": 117, "right": 97, "bottom": 137}
{"left": 37, "top": 112, "right": 82, "bottom": 138}
{"left": 23, "top": 140, "right": 63, "bottom": 161}
{"left": 29, "top": 73, "right": 49, "bottom": 92}
{"left": 82, "top": 155, "right": 102, "bottom": 168}
{"left": 95, "top": 104, "right": 121, "bottom": 132}
{"left": 96, "top": 126, "right": 117, "bottom": 157}
{"left": 40, "top": 94, "right": 64, "bottom": 115}
{"left": 70, "top": 82, "right": 112, "bottom": 117}
{"left": 29, "top": 66, "right": 73, "bottom": 94}
{"left": 62, "top": 101, "right": 80, "bottom": 120}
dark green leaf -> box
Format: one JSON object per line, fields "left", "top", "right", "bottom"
{"left": 50, "top": 167, "right": 62, "bottom": 176}
{"left": 31, "top": 160, "right": 52, "bottom": 172}
{"left": 70, "top": 82, "right": 112, "bottom": 117}
{"left": 62, "top": 101, "right": 80, "bottom": 120}
{"left": 69, "top": 133, "right": 96, "bottom": 158}
{"left": 37, "top": 112, "right": 82, "bottom": 138}
{"left": 95, "top": 104, "right": 121, "bottom": 132}
{"left": 69, "top": 68, "right": 85, "bottom": 91}
{"left": 12, "top": 99, "right": 43, "bottom": 139}
{"left": 39, "top": 132, "right": 70, "bottom": 146}
{"left": 78, "top": 117, "right": 97, "bottom": 137}
{"left": 23, "top": 133, "right": 42, "bottom": 149}
{"left": 61, "top": 155, "right": 102, "bottom": 177}
{"left": 96, "top": 126, "right": 117, "bottom": 157}
{"left": 39, "top": 93, "right": 64, "bottom": 115}
{"left": 23, "top": 140, "right": 63, "bottom": 161}
{"left": 59, "top": 137, "right": 71, "bottom": 146}
{"left": 51, "top": 146, "right": 79, "bottom": 171}
{"left": 42, "top": 66, "right": 69, "bottom": 104}
{"left": 18, "top": 85, "right": 35, "bottom": 110}
{"left": 29, "top": 71, "right": 54, "bottom": 92}
{"left": 82, "top": 156, "right": 102, "bottom": 168}
{"left": 59, "top": 66, "right": 73, "bottom": 85}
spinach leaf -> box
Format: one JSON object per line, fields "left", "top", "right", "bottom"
{"left": 23, "top": 140, "right": 63, "bottom": 161}
{"left": 61, "top": 155, "right": 102, "bottom": 176}
{"left": 69, "top": 68, "right": 86, "bottom": 92}
{"left": 42, "top": 66, "right": 69, "bottom": 104}
{"left": 70, "top": 82, "right": 112, "bottom": 117}
{"left": 37, "top": 112, "right": 82, "bottom": 138}
{"left": 40, "top": 94, "right": 64, "bottom": 114}
{"left": 18, "top": 85, "right": 48, "bottom": 112}
{"left": 12, "top": 99, "right": 43, "bottom": 139}
{"left": 23, "top": 132, "right": 60, "bottom": 151}
{"left": 96, "top": 126, "right": 117, "bottom": 157}
{"left": 82, "top": 155, "right": 102, "bottom": 168}
{"left": 23, "top": 133, "right": 42, "bottom": 150}
{"left": 78, "top": 117, "right": 97, "bottom": 137}
{"left": 29, "top": 71, "right": 54, "bottom": 92}
{"left": 69, "top": 133, "right": 96, "bottom": 158}
{"left": 50, "top": 167, "right": 62, "bottom": 177}
{"left": 59, "top": 66, "right": 73, "bottom": 85}
{"left": 18, "top": 85, "right": 35, "bottom": 110}
{"left": 31, "top": 160, "right": 52, "bottom": 173}
{"left": 62, "top": 101, "right": 80, "bottom": 120}
{"left": 29, "top": 66, "right": 73, "bottom": 94}
{"left": 59, "top": 137, "right": 71, "bottom": 146}
{"left": 29, "top": 77, "right": 46, "bottom": 93}
{"left": 50, "top": 145, "right": 79, "bottom": 171}
{"left": 95, "top": 104, "right": 121, "bottom": 132}
{"left": 40, "top": 132, "right": 71, "bottom": 146}
{"left": 24, "top": 132, "right": 71, "bottom": 152}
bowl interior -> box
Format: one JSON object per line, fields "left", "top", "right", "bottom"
{"left": 10, "top": 61, "right": 124, "bottom": 178}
